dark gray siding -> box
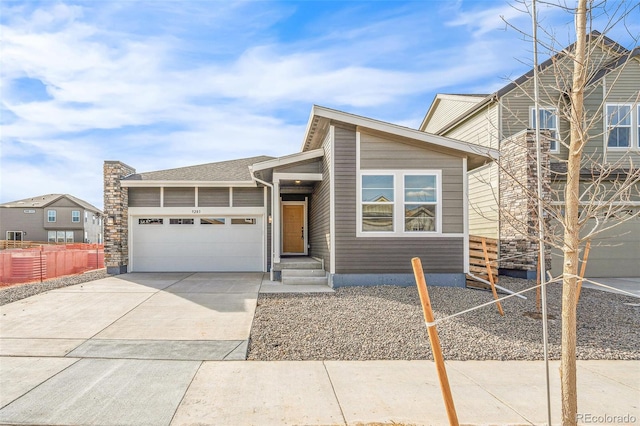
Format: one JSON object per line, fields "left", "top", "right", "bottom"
{"left": 129, "top": 188, "right": 161, "bottom": 207}
{"left": 233, "top": 187, "right": 264, "bottom": 207}
{"left": 265, "top": 186, "right": 272, "bottom": 269}
{"left": 360, "top": 132, "right": 464, "bottom": 233}
{"left": 309, "top": 132, "right": 332, "bottom": 269}
{"left": 198, "top": 188, "right": 230, "bottom": 207}
{"left": 164, "top": 187, "right": 195, "bottom": 207}
{"left": 334, "top": 126, "right": 464, "bottom": 274}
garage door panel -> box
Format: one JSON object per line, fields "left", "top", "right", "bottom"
{"left": 551, "top": 210, "right": 639, "bottom": 278}
{"left": 132, "top": 216, "right": 263, "bottom": 272}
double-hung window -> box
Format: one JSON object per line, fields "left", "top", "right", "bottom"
{"left": 47, "top": 210, "right": 56, "bottom": 222}
{"left": 606, "top": 104, "right": 631, "bottom": 148}
{"left": 72, "top": 211, "right": 80, "bottom": 223}
{"left": 361, "top": 175, "right": 394, "bottom": 232}
{"left": 531, "top": 107, "right": 558, "bottom": 151}
{"left": 404, "top": 175, "right": 437, "bottom": 232}
{"left": 359, "top": 171, "right": 440, "bottom": 236}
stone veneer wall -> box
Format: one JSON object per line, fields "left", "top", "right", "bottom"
{"left": 498, "top": 130, "right": 551, "bottom": 277}
{"left": 104, "top": 161, "right": 136, "bottom": 274}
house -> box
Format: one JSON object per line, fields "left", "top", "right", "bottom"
{"left": 420, "top": 31, "right": 640, "bottom": 278}
{"left": 0, "top": 194, "right": 103, "bottom": 244}
{"left": 104, "top": 106, "right": 498, "bottom": 286}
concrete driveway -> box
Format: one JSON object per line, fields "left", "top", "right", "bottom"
{"left": 0, "top": 272, "right": 261, "bottom": 425}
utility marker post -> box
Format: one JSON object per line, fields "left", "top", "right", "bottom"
{"left": 411, "top": 257, "right": 459, "bottom": 426}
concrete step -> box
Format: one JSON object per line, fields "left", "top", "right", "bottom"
{"left": 282, "top": 269, "right": 326, "bottom": 278}
{"left": 277, "top": 260, "right": 323, "bottom": 270}
{"left": 281, "top": 275, "right": 329, "bottom": 286}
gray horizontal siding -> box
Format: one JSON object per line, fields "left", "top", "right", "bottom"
{"left": 164, "top": 187, "right": 195, "bottom": 207}
{"left": 360, "top": 132, "right": 464, "bottom": 233}
{"left": 198, "top": 188, "right": 230, "bottom": 207}
{"left": 233, "top": 187, "right": 264, "bottom": 207}
{"left": 334, "top": 126, "right": 465, "bottom": 274}
{"left": 309, "top": 131, "right": 332, "bottom": 268}
{"left": 275, "top": 160, "right": 321, "bottom": 174}
{"left": 129, "top": 187, "right": 161, "bottom": 207}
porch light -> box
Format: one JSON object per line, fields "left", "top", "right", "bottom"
{"left": 295, "top": 180, "right": 301, "bottom": 184}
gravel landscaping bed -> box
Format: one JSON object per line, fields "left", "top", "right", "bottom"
{"left": 0, "top": 269, "right": 109, "bottom": 306}
{"left": 248, "top": 277, "right": 639, "bottom": 361}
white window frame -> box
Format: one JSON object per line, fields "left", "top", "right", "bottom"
{"left": 359, "top": 172, "right": 395, "bottom": 234}
{"left": 72, "top": 210, "right": 80, "bottom": 223}
{"left": 47, "top": 210, "right": 56, "bottom": 222}
{"left": 403, "top": 172, "right": 439, "bottom": 234}
{"left": 530, "top": 107, "right": 559, "bottom": 152}
{"left": 357, "top": 170, "right": 442, "bottom": 237}
{"left": 605, "top": 103, "right": 632, "bottom": 149}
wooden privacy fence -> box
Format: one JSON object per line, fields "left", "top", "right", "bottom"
{"left": 0, "top": 244, "right": 104, "bottom": 285}
{"left": 466, "top": 235, "right": 498, "bottom": 290}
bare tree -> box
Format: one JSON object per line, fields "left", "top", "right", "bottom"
{"left": 496, "top": 2, "right": 640, "bottom": 424}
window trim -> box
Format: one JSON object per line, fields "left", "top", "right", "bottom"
{"left": 47, "top": 210, "right": 56, "bottom": 223}
{"left": 402, "top": 172, "right": 439, "bottom": 234}
{"left": 357, "top": 170, "right": 442, "bottom": 237}
{"left": 605, "top": 103, "right": 633, "bottom": 150}
{"left": 360, "top": 172, "right": 395, "bottom": 233}
{"left": 530, "top": 107, "right": 559, "bottom": 152}
{"left": 72, "top": 210, "right": 80, "bottom": 223}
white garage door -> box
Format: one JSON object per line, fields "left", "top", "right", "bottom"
{"left": 131, "top": 216, "right": 263, "bottom": 272}
{"left": 551, "top": 208, "right": 640, "bottom": 278}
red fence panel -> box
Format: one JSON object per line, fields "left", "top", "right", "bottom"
{"left": 0, "top": 244, "right": 104, "bottom": 285}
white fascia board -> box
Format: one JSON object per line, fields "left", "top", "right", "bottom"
{"left": 309, "top": 105, "right": 500, "bottom": 160}
{"left": 121, "top": 180, "right": 257, "bottom": 188}
{"left": 273, "top": 172, "right": 323, "bottom": 183}
{"left": 251, "top": 148, "right": 324, "bottom": 172}
{"left": 128, "top": 206, "right": 265, "bottom": 216}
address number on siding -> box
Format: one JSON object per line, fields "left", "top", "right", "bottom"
{"left": 192, "top": 209, "right": 201, "bottom": 214}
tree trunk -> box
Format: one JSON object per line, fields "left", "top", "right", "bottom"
{"left": 562, "top": 0, "right": 587, "bottom": 424}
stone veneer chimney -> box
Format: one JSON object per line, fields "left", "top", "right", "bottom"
{"left": 104, "top": 161, "right": 136, "bottom": 274}
{"left": 498, "top": 130, "right": 551, "bottom": 278}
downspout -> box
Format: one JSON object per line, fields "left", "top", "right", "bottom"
{"left": 250, "top": 169, "right": 275, "bottom": 282}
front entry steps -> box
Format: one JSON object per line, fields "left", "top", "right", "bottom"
{"left": 282, "top": 268, "right": 328, "bottom": 286}
{"left": 275, "top": 257, "right": 329, "bottom": 286}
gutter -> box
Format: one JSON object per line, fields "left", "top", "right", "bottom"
{"left": 250, "top": 168, "right": 275, "bottom": 282}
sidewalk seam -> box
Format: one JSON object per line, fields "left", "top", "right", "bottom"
{"left": 322, "top": 361, "right": 348, "bottom": 426}
{"left": 168, "top": 360, "right": 204, "bottom": 426}
{"left": 446, "top": 362, "right": 536, "bottom": 426}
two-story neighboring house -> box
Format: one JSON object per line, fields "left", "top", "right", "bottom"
{"left": 0, "top": 194, "right": 103, "bottom": 244}
{"left": 421, "top": 31, "right": 639, "bottom": 278}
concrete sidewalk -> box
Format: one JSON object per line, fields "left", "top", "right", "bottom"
{"left": 0, "top": 358, "right": 637, "bottom": 425}
{"left": 0, "top": 273, "right": 638, "bottom": 425}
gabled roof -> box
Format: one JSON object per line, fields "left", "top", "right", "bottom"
{"left": 420, "top": 94, "right": 489, "bottom": 132}
{"left": 427, "top": 30, "right": 638, "bottom": 135}
{"left": 302, "top": 105, "right": 499, "bottom": 171}
{"left": 122, "top": 156, "right": 274, "bottom": 184}
{"left": 0, "top": 194, "right": 101, "bottom": 213}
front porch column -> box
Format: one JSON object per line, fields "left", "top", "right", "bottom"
{"left": 273, "top": 181, "right": 281, "bottom": 264}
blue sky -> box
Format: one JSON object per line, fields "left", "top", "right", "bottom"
{"left": 1, "top": 1, "right": 638, "bottom": 209}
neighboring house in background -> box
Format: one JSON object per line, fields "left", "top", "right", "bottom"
{"left": 421, "top": 30, "right": 640, "bottom": 278}
{"left": 0, "top": 194, "right": 104, "bottom": 244}
{"left": 104, "top": 105, "right": 497, "bottom": 287}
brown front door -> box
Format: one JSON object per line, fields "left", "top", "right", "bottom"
{"left": 282, "top": 204, "right": 305, "bottom": 254}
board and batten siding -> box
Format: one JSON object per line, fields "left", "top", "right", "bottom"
{"left": 333, "top": 126, "right": 464, "bottom": 274}
{"left": 309, "top": 131, "right": 332, "bottom": 270}
{"left": 164, "top": 187, "right": 195, "bottom": 207}
{"left": 128, "top": 187, "right": 161, "bottom": 207}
